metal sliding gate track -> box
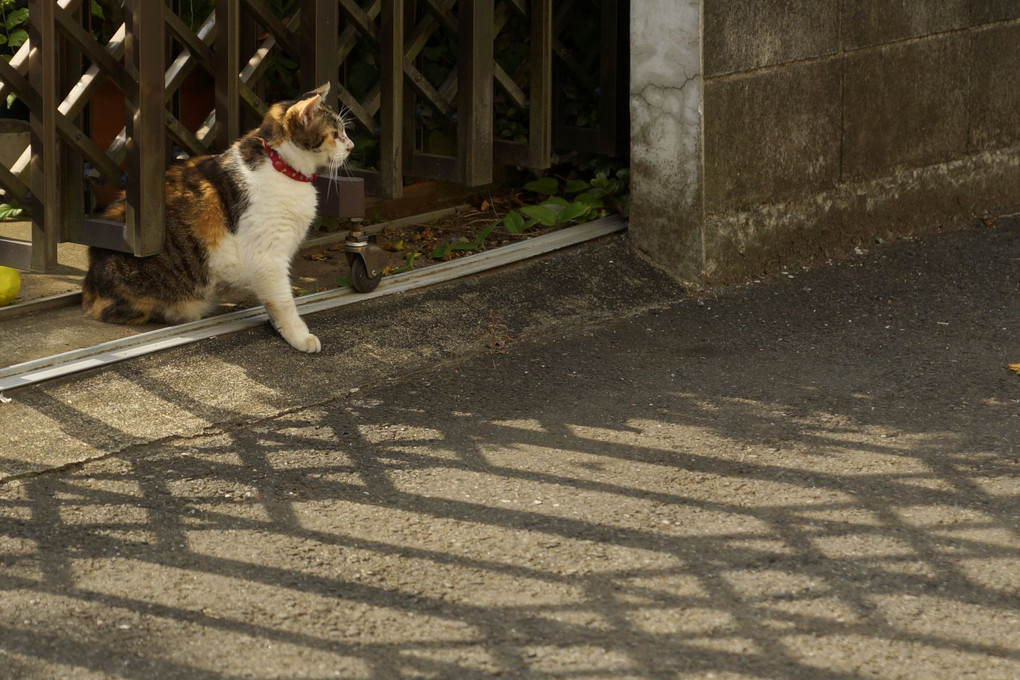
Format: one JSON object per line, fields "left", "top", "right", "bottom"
{"left": 0, "top": 217, "right": 626, "bottom": 400}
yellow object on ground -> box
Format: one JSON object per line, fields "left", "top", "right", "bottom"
{"left": 0, "top": 265, "right": 21, "bottom": 306}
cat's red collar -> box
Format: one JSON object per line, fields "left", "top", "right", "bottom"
{"left": 260, "top": 139, "right": 318, "bottom": 183}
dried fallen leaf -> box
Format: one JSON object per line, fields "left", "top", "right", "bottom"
{"left": 1009, "top": 363, "right": 1020, "bottom": 375}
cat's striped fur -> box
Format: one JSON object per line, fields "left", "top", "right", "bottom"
{"left": 82, "top": 83, "right": 352, "bottom": 352}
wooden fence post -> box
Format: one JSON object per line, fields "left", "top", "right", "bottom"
{"left": 301, "top": 0, "right": 339, "bottom": 106}
{"left": 529, "top": 0, "right": 552, "bottom": 170}
{"left": 380, "top": 0, "right": 404, "bottom": 198}
{"left": 59, "top": 2, "right": 84, "bottom": 246}
{"left": 457, "top": 0, "right": 493, "bottom": 186}
{"left": 215, "top": 0, "right": 242, "bottom": 150}
{"left": 27, "top": 0, "right": 58, "bottom": 271}
{"left": 123, "top": 0, "right": 165, "bottom": 256}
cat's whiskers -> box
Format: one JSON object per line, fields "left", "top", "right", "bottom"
{"left": 318, "top": 139, "right": 351, "bottom": 206}
{"left": 331, "top": 150, "right": 349, "bottom": 178}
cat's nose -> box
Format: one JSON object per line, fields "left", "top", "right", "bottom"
{"left": 345, "top": 138, "right": 354, "bottom": 151}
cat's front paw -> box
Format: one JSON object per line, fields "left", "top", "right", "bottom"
{"left": 288, "top": 333, "right": 321, "bottom": 353}
{"left": 274, "top": 317, "right": 321, "bottom": 352}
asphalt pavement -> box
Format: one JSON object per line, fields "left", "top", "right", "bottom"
{"left": 0, "top": 222, "right": 1018, "bottom": 679}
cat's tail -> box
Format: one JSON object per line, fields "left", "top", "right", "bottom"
{"left": 81, "top": 255, "right": 160, "bottom": 325}
{"left": 82, "top": 287, "right": 212, "bottom": 325}
{"left": 82, "top": 282, "right": 159, "bottom": 324}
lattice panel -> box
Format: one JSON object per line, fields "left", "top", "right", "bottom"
{"left": 494, "top": 0, "right": 532, "bottom": 119}
{"left": 0, "top": 2, "right": 219, "bottom": 201}
{"left": 335, "top": 0, "right": 383, "bottom": 133}
{"left": 0, "top": 0, "right": 622, "bottom": 273}
{"left": 214, "top": 0, "right": 307, "bottom": 148}
{"left": 0, "top": 2, "right": 125, "bottom": 202}
{"left": 0, "top": 0, "right": 169, "bottom": 269}
{"left": 328, "top": 0, "right": 553, "bottom": 196}
{"left": 0, "top": 0, "right": 314, "bottom": 270}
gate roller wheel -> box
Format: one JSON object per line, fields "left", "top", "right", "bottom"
{"left": 350, "top": 257, "right": 383, "bottom": 293}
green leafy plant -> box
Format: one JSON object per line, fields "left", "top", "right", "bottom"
{"left": 0, "top": 200, "right": 26, "bottom": 220}
{"left": 431, "top": 222, "right": 496, "bottom": 260}
{"left": 395, "top": 244, "right": 423, "bottom": 272}
{"left": 0, "top": 0, "right": 27, "bottom": 109}
{"left": 0, "top": 0, "right": 28, "bottom": 59}
{"left": 89, "top": 0, "right": 125, "bottom": 44}
{"left": 499, "top": 167, "right": 629, "bottom": 235}
{"left": 174, "top": 0, "right": 215, "bottom": 32}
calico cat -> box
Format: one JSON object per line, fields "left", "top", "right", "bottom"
{"left": 82, "top": 83, "right": 352, "bottom": 353}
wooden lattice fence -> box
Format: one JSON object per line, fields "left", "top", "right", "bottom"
{"left": 0, "top": 0, "right": 626, "bottom": 272}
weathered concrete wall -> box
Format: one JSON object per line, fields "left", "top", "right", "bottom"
{"left": 629, "top": 0, "right": 704, "bottom": 284}
{"left": 631, "top": 2, "right": 1020, "bottom": 285}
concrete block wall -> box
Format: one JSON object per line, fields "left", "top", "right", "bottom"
{"left": 630, "top": 2, "right": 1020, "bottom": 284}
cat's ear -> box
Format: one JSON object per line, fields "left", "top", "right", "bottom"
{"left": 292, "top": 83, "right": 331, "bottom": 123}
{"left": 293, "top": 84, "right": 332, "bottom": 122}
{"left": 291, "top": 94, "right": 322, "bottom": 125}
